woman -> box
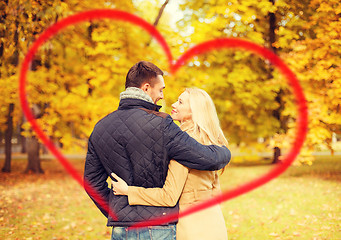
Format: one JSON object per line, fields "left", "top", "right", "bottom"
{"left": 112, "top": 88, "right": 229, "bottom": 240}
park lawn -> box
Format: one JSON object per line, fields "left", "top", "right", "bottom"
{"left": 220, "top": 155, "right": 341, "bottom": 240}
{"left": 0, "top": 155, "right": 340, "bottom": 240}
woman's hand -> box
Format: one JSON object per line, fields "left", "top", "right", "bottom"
{"left": 111, "top": 173, "right": 128, "bottom": 196}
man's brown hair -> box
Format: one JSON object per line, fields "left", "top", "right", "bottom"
{"left": 125, "top": 61, "right": 163, "bottom": 89}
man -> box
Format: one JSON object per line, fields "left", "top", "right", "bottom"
{"left": 84, "top": 61, "right": 231, "bottom": 239}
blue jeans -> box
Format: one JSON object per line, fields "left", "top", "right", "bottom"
{"left": 111, "top": 225, "right": 176, "bottom": 240}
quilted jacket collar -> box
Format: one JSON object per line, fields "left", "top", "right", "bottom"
{"left": 119, "top": 87, "right": 161, "bottom": 111}
{"left": 118, "top": 98, "right": 162, "bottom": 112}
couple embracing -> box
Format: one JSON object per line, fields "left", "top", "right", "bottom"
{"left": 84, "top": 61, "right": 231, "bottom": 240}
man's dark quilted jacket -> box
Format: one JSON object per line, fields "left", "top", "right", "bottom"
{"left": 84, "top": 98, "right": 231, "bottom": 227}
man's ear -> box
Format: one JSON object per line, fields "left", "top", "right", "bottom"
{"left": 141, "top": 82, "right": 150, "bottom": 93}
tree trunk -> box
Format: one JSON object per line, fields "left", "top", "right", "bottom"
{"left": 269, "top": 0, "right": 276, "bottom": 54}
{"left": 25, "top": 136, "right": 44, "bottom": 174}
{"left": 24, "top": 21, "right": 45, "bottom": 173}
{"left": 25, "top": 103, "right": 43, "bottom": 174}
{"left": 2, "top": 4, "right": 17, "bottom": 172}
{"left": 20, "top": 118, "right": 27, "bottom": 154}
{"left": 268, "top": 0, "right": 283, "bottom": 164}
{"left": 2, "top": 103, "right": 14, "bottom": 173}
{"left": 20, "top": 134, "right": 27, "bottom": 154}
{"left": 272, "top": 146, "right": 281, "bottom": 164}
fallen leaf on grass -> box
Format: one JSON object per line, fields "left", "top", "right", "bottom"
{"left": 289, "top": 208, "right": 296, "bottom": 216}
{"left": 269, "top": 232, "right": 279, "bottom": 237}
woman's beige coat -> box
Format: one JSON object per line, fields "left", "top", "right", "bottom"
{"left": 128, "top": 159, "right": 228, "bottom": 240}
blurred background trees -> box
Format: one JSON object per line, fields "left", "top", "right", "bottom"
{"left": 0, "top": 0, "right": 340, "bottom": 173}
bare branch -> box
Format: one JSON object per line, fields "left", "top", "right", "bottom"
{"left": 153, "top": 0, "right": 170, "bottom": 27}
{"left": 146, "top": 0, "right": 170, "bottom": 47}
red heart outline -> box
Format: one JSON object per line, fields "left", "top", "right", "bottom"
{"left": 19, "top": 9, "right": 308, "bottom": 228}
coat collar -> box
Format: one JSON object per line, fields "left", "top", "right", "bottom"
{"left": 118, "top": 98, "right": 162, "bottom": 112}
{"left": 118, "top": 87, "right": 161, "bottom": 111}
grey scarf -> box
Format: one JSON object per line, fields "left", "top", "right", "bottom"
{"left": 120, "top": 87, "right": 153, "bottom": 104}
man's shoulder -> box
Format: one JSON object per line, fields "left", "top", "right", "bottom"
{"left": 138, "top": 108, "right": 170, "bottom": 119}
{"left": 96, "top": 110, "right": 117, "bottom": 124}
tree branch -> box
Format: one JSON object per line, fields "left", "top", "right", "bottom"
{"left": 153, "top": 0, "right": 170, "bottom": 27}
{"left": 146, "top": 0, "right": 170, "bottom": 47}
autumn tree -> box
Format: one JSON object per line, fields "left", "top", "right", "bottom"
{"left": 1, "top": 0, "right": 176, "bottom": 172}
{"left": 1, "top": 0, "right": 339, "bottom": 170}
{"left": 17, "top": 0, "right": 173, "bottom": 169}
{"left": 172, "top": 0, "right": 341, "bottom": 163}
{"left": 275, "top": 0, "right": 341, "bottom": 163}
{"left": 0, "top": 0, "right": 28, "bottom": 172}
{"left": 172, "top": 0, "right": 284, "bottom": 149}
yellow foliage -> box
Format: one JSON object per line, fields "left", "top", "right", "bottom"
{"left": 0, "top": 0, "right": 339, "bottom": 160}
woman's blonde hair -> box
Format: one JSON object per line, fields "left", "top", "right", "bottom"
{"left": 180, "top": 87, "right": 229, "bottom": 149}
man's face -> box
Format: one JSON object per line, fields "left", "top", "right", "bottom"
{"left": 144, "top": 75, "right": 165, "bottom": 104}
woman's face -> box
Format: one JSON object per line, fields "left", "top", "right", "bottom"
{"left": 171, "top": 91, "right": 192, "bottom": 122}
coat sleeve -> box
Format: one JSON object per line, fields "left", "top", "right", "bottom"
{"left": 84, "top": 136, "right": 110, "bottom": 218}
{"left": 164, "top": 116, "right": 231, "bottom": 171}
{"left": 128, "top": 160, "right": 189, "bottom": 207}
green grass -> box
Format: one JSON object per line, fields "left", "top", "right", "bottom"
{"left": 0, "top": 155, "right": 340, "bottom": 239}
{"left": 220, "top": 155, "right": 341, "bottom": 240}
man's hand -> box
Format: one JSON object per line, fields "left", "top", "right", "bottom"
{"left": 111, "top": 173, "right": 128, "bottom": 195}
